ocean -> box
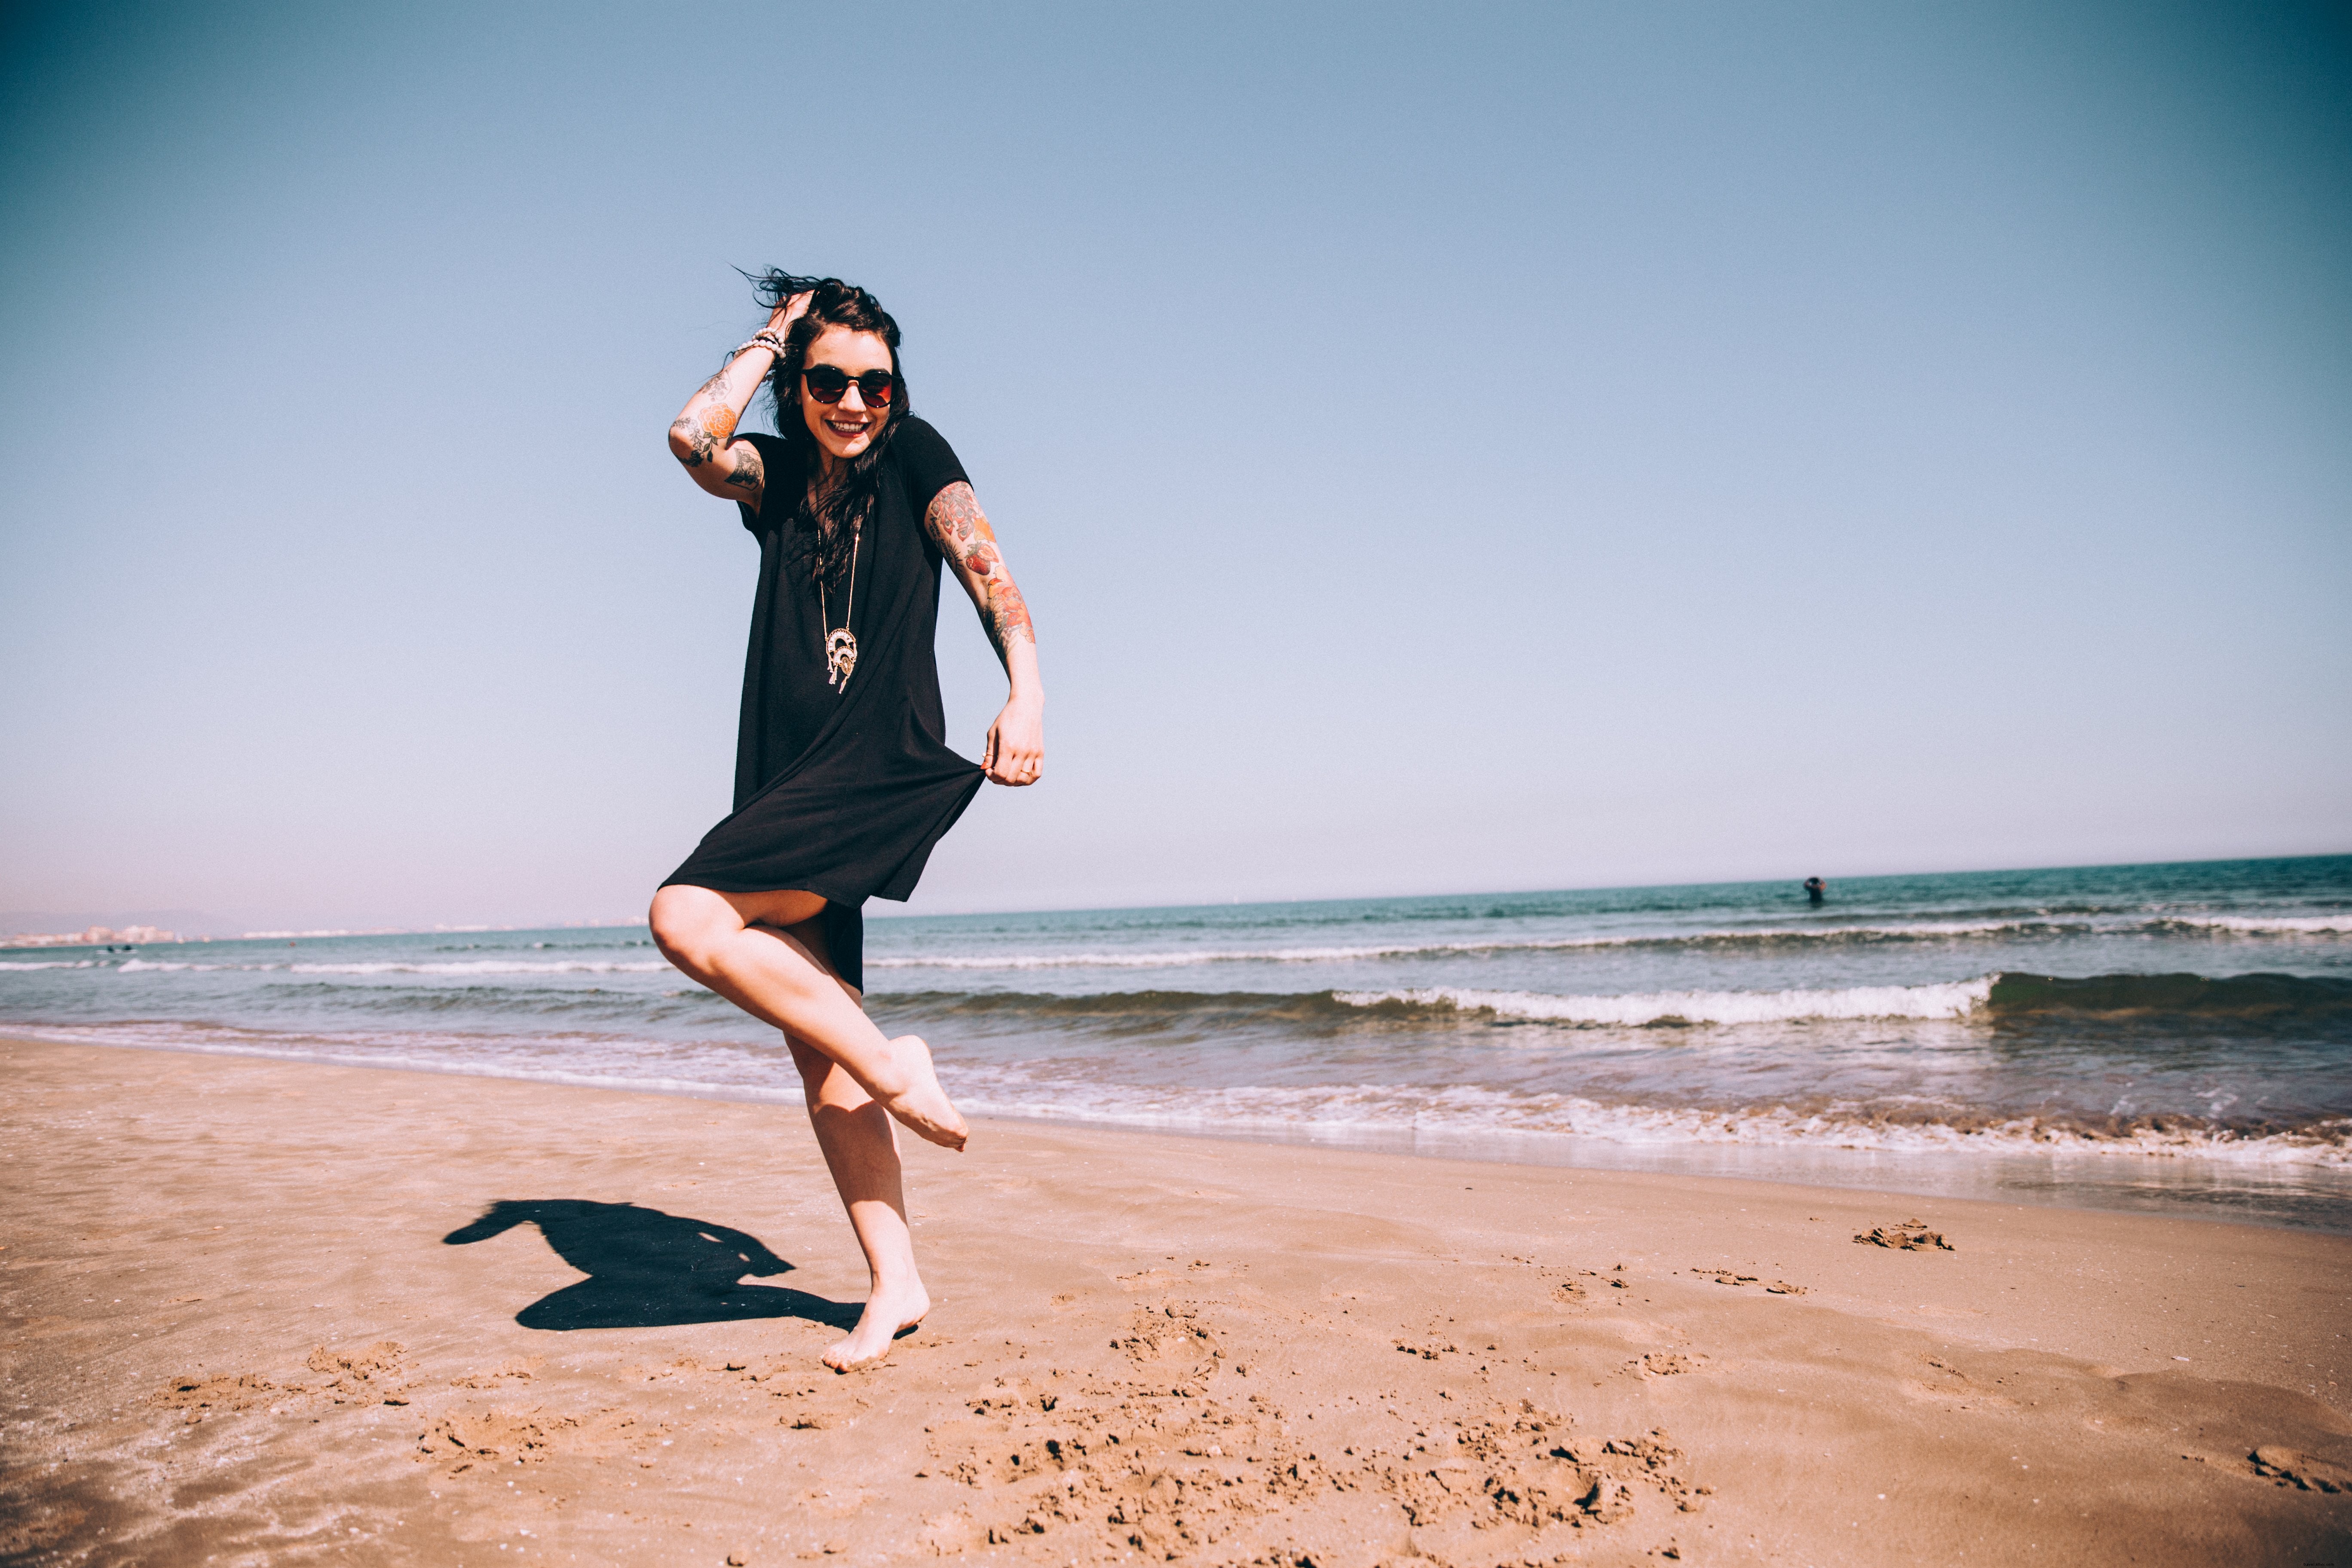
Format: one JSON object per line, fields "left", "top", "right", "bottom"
{"left": 6, "top": 855, "right": 2349, "bottom": 1229}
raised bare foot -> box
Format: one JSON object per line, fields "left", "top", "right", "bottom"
{"left": 878, "top": 1035, "right": 969, "bottom": 1151}
{"left": 822, "top": 1278, "right": 931, "bottom": 1371}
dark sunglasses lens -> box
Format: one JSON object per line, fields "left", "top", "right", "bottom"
{"left": 802, "top": 366, "right": 894, "bottom": 407}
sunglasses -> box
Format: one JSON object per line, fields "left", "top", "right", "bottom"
{"left": 801, "top": 364, "right": 897, "bottom": 407}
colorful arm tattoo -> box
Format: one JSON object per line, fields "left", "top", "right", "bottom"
{"left": 668, "top": 373, "right": 725, "bottom": 466}
{"left": 668, "top": 358, "right": 769, "bottom": 507}
{"left": 670, "top": 368, "right": 753, "bottom": 475}
{"left": 925, "top": 481, "right": 1036, "bottom": 658}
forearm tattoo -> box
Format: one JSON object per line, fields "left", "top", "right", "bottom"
{"left": 925, "top": 482, "right": 1035, "bottom": 657}
{"left": 670, "top": 372, "right": 743, "bottom": 470}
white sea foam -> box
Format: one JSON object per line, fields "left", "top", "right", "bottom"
{"left": 23, "top": 1021, "right": 2348, "bottom": 1173}
{"left": 949, "top": 1072, "right": 2352, "bottom": 1170}
{"left": 862, "top": 922, "right": 2069, "bottom": 971}
{"left": 1331, "top": 977, "right": 1997, "bottom": 1026}
{"left": 864, "top": 943, "right": 1545, "bottom": 969}
{"left": 0, "top": 959, "right": 98, "bottom": 970}
{"left": 2168, "top": 914, "right": 2352, "bottom": 936}
{"left": 283, "top": 960, "right": 672, "bottom": 976}
{"left": 101, "top": 958, "right": 670, "bottom": 976}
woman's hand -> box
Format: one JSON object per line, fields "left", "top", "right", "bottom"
{"left": 766, "top": 291, "right": 813, "bottom": 337}
{"left": 983, "top": 695, "right": 1044, "bottom": 786}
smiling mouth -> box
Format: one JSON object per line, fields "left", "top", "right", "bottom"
{"left": 825, "top": 417, "right": 871, "bottom": 437}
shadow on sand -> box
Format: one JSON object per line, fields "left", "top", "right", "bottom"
{"left": 443, "top": 1199, "right": 861, "bottom": 1332}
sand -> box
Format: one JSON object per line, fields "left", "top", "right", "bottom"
{"left": 2, "top": 1036, "right": 2348, "bottom": 1566}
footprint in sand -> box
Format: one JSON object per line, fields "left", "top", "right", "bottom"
{"left": 1695, "top": 1268, "right": 1808, "bottom": 1295}
{"left": 2251, "top": 1446, "right": 2352, "bottom": 1492}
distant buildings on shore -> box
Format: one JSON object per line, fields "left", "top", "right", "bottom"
{"left": 0, "top": 916, "right": 649, "bottom": 949}
{"left": 1, "top": 924, "right": 179, "bottom": 949}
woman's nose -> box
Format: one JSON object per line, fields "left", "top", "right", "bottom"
{"left": 839, "top": 384, "right": 867, "bottom": 411}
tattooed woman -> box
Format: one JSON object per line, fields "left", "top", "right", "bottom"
{"left": 648, "top": 273, "right": 1043, "bottom": 1369}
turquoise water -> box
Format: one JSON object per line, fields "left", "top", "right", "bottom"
{"left": 6, "top": 854, "right": 2349, "bottom": 1228}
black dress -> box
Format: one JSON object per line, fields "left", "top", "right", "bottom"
{"left": 662, "top": 416, "right": 985, "bottom": 992}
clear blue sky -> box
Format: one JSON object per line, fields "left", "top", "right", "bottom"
{"left": 3, "top": 1, "right": 2347, "bottom": 931}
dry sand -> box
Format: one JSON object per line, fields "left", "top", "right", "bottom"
{"left": 3, "top": 1035, "right": 2348, "bottom": 1566}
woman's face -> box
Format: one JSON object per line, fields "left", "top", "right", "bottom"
{"left": 797, "top": 325, "right": 895, "bottom": 463}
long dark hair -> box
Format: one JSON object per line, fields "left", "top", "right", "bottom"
{"left": 743, "top": 270, "right": 909, "bottom": 593}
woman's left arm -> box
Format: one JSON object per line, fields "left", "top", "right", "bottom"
{"left": 925, "top": 481, "right": 1044, "bottom": 787}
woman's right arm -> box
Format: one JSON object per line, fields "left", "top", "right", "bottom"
{"left": 665, "top": 293, "right": 808, "bottom": 509}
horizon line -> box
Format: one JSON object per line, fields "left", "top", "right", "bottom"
{"left": 9, "top": 847, "right": 2345, "bottom": 943}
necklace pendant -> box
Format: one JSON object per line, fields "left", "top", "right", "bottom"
{"left": 825, "top": 627, "right": 859, "bottom": 690}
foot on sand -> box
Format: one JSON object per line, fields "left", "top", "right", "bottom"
{"left": 878, "top": 1035, "right": 968, "bottom": 1151}
{"left": 822, "top": 1280, "right": 931, "bottom": 1371}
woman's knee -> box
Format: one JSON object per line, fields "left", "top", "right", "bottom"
{"left": 649, "top": 885, "right": 731, "bottom": 972}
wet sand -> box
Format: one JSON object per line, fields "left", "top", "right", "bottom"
{"left": 2, "top": 1035, "right": 2348, "bottom": 1565}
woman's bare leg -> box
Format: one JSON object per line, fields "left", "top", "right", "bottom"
{"left": 648, "top": 885, "right": 967, "bottom": 1150}
{"left": 787, "top": 1032, "right": 931, "bottom": 1369}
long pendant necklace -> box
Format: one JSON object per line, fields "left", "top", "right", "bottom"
{"left": 819, "top": 524, "right": 861, "bottom": 692}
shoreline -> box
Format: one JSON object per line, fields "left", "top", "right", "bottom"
{"left": 11, "top": 1023, "right": 2352, "bottom": 1237}
{"left": 4, "top": 1035, "right": 2349, "bottom": 1565}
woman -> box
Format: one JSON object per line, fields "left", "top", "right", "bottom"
{"left": 648, "top": 273, "right": 1044, "bottom": 1369}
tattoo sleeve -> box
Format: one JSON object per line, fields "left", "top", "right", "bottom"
{"left": 669, "top": 365, "right": 756, "bottom": 475}
{"left": 925, "top": 481, "right": 1036, "bottom": 660}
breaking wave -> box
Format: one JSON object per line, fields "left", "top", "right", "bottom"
{"left": 880, "top": 970, "right": 2352, "bottom": 1033}
{"left": 1335, "top": 979, "right": 1993, "bottom": 1026}
{"left": 2160, "top": 914, "right": 2352, "bottom": 936}
{"left": 862, "top": 923, "right": 2058, "bottom": 970}
{"left": 864, "top": 913, "right": 2346, "bottom": 971}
